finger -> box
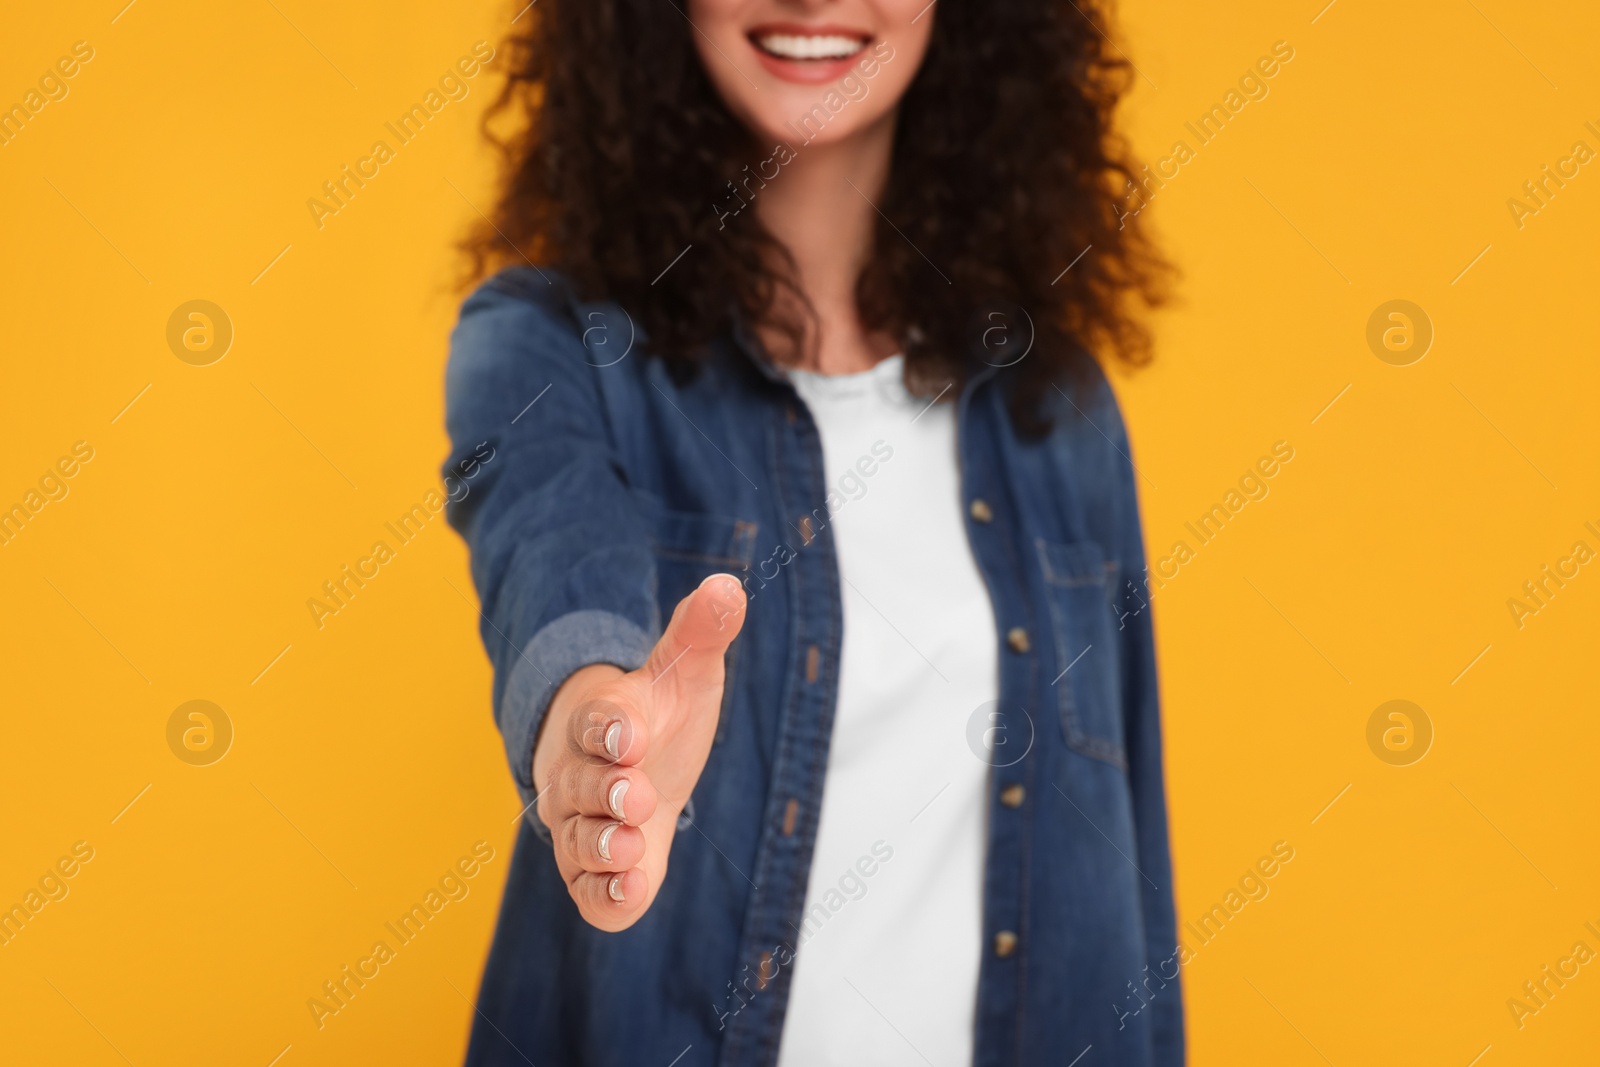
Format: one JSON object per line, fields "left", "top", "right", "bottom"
{"left": 646, "top": 573, "right": 749, "bottom": 695}
{"left": 559, "top": 758, "right": 658, "bottom": 825}
{"left": 568, "top": 690, "right": 652, "bottom": 767}
{"left": 534, "top": 758, "right": 572, "bottom": 833}
{"left": 571, "top": 868, "right": 648, "bottom": 930}
{"left": 559, "top": 814, "right": 645, "bottom": 873}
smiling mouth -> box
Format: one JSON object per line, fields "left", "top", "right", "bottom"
{"left": 749, "top": 31, "right": 871, "bottom": 62}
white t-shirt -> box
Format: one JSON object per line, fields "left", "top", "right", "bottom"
{"left": 775, "top": 355, "right": 998, "bottom": 1067}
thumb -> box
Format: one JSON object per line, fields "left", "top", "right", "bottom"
{"left": 644, "top": 572, "right": 748, "bottom": 695}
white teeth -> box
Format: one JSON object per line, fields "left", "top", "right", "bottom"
{"left": 755, "top": 33, "right": 867, "bottom": 61}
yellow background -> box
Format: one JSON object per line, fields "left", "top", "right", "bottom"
{"left": 2, "top": 1, "right": 1596, "bottom": 1063}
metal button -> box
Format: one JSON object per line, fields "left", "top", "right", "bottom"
{"left": 1006, "top": 627, "right": 1031, "bottom": 654}
{"left": 1000, "top": 784, "right": 1025, "bottom": 808}
{"left": 994, "top": 931, "right": 1018, "bottom": 958}
{"left": 969, "top": 498, "right": 994, "bottom": 523}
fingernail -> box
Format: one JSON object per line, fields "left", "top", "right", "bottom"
{"left": 700, "top": 572, "right": 743, "bottom": 596}
{"left": 597, "top": 822, "right": 619, "bottom": 863}
{"left": 604, "top": 721, "right": 622, "bottom": 760}
{"left": 608, "top": 779, "right": 630, "bottom": 821}
{"left": 608, "top": 873, "right": 626, "bottom": 902}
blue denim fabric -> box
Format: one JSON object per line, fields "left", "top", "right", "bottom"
{"left": 443, "top": 267, "right": 1184, "bottom": 1066}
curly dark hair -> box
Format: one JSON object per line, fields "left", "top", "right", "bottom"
{"left": 462, "top": 1, "right": 1169, "bottom": 430}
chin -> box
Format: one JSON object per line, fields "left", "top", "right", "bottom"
{"left": 690, "top": 2, "right": 933, "bottom": 152}
{"left": 742, "top": 96, "right": 879, "bottom": 149}
{"left": 747, "top": 37, "right": 904, "bottom": 148}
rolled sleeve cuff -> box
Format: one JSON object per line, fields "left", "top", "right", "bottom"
{"left": 501, "top": 609, "right": 655, "bottom": 841}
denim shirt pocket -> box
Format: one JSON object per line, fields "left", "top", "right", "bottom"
{"left": 652, "top": 510, "right": 759, "bottom": 744}
{"left": 1036, "top": 538, "right": 1127, "bottom": 770}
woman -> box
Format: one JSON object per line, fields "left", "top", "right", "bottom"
{"left": 444, "top": 1, "right": 1180, "bottom": 1064}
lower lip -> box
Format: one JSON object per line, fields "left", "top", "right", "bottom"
{"left": 749, "top": 40, "right": 870, "bottom": 85}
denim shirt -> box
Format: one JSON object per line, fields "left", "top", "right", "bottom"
{"left": 443, "top": 267, "right": 1184, "bottom": 1067}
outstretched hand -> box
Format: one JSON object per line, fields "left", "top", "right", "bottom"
{"left": 532, "top": 573, "right": 748, "bottom": 931}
